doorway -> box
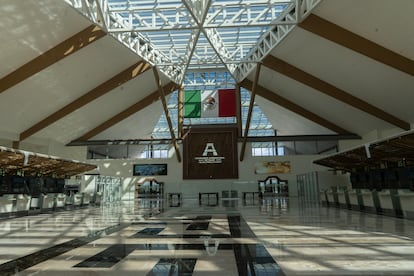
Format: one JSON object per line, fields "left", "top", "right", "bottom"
{"left": 136, "top": 178, "right": 164, "bottom": 198}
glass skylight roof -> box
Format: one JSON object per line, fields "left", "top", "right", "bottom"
{"left": 64, "top": 0, "right": 322, "bottom": 140}
{"left": 67, "top": 0, "right": 321, "bottom": 83}
{"left": 103, "top": 0, "right": 296, "bottom": 82}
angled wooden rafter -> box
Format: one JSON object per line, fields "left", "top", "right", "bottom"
{"left": 240, "top": 63, "right": 261, "bottom": 162}
{"left": 19, "top": 60, "right": 152, "bottom": 141}
{"left": 152, "top": 67, "right": 182, "bottom": 163}
{"left": 72, "top": 82, "right": 179, "bottom": 142}
{"left": 177, "top": 87, "right": 184, "bottom": 138}
{"left": 235, "top": 84, "right": 242, "bottom": 137}
{"left": 239, "top": 79, "right": 354, "bottom": 135}
{"left": 262, "top": 55, "right": 410, "bottom": 131}
{"left": 0, "top": 25, "right": 106, "bottom": 94}
{"left": 299, "top": 14, "right": 414, "bottom": 77}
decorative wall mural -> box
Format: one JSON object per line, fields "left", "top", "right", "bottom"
{"left": 254, "top": 161, "right": 291, "bottom": 174}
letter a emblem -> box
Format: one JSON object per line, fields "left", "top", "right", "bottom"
{"left": 202, "top": 143, "right": 218, "bottom": 156}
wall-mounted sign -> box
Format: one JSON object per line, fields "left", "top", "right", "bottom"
{"left": 183, "top": 126, "right": 238, "bottom": 179}
{"left": 254, "top": 161, "right": 291, "bottom": 174}
{"left": 133, "top": 164, "right": 168, "bottom": 176}
{"left": 194, "top": 143, "right": 225, "bottom": 164}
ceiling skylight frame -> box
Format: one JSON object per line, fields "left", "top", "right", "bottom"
{"left": 65, "top": 0, "right": 315, "bottom": 84}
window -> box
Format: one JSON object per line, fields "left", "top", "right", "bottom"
{"left": 252, "top": 142, "right": 279, "bottom": 156}
{"left": 87, "top": 144, "right": 170, "bottom": 160}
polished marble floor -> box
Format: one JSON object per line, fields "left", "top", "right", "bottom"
{"left": 1, "top": 197, "right": 414, "bottom": 275}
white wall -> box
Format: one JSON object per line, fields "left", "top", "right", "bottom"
{"left": 317, "top": 171, "right": 351, "bottom": 191}
{"left": 0, "top": 135, "right": 341, "bottom": 200}
{"left": 87, "top": 142, "right": 329, "bottom": 199}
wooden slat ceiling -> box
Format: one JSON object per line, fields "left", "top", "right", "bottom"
{"left": 0, "top": 146, "right": 96, "bottom": 178}
{"left": 314, "top": 132, "right": 414, "bottom": 171}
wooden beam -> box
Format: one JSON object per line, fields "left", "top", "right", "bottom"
{"left": 235, "top": 84, "right": 242, "bottom": 137}
{"left": 240, "top": 79, "right": 352, "bottom": 134}
{"left": 262, "top": 55, "right": 410, "bottom": 130}
{"left": 240, "top": 63, "right": 261, "bottom": 161}
{"left": 0, "top": 25, "right": 106, "bottom": 94}
{"left": 74, "top": 82, "right": 178, "bottom": 141}
{"left": 12, "top": 141, "right": 19, "bottom": 149}
{"left": 19, "top": 61, "right": 152, "bottom": 141}
{"left": 177, "top": 87, "right": 184, "bottom": 138}
{"left": 299, "top": 14, "right": 414, "bottom": 77}
{"left": 152, "top": 67, "right": 182, "bottom": 163}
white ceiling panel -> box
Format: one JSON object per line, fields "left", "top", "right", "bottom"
{"left": 93, "top": 103, "right": 164, "bottom": 141}
{"left": 35, "top": 69, "right": 166, "bottom": 143}
{"left": 254, "top": 66, "right": 392, "bottom": 135}
{"left": 255, "top": 95, "right": 335, "bottom": 136}
{"left": 269, "top": 27, "right": 414, "bottom": 122}
{"left": 0, "top": 0, "right": 91, "bottom": 77}
{"left": 0, "top": 36, "right": 143, "bottom": 134}
{"left": 314, "top": 0, "right": 414, "bottom": 60}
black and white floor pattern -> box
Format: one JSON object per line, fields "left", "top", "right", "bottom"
{"left": 0, "top": 198, "right": 414, "bottom": 275}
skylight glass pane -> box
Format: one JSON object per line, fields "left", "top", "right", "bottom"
{"left": 106, "top": 0, "right": 295, "bottom": 74}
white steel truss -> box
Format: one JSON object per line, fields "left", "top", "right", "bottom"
{"left": 234, "top": 0, "right": 322, "bottom": 81}
{"left": 64, "top": 0, "right": 321, "bottom": 83}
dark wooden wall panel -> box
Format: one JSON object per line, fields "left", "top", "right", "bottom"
{"left": 183, "top": 126, "right": 238, "bottom": 179}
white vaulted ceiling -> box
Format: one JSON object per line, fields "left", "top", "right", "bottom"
{"left": 0, "top": 0, "right": 413, "bottom": 152}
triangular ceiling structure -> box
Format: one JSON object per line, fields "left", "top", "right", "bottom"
{"left": 91, "top": 0, "right": 299, "bottom": 82}
{"left": 0, "top": 0, "right": 413, "bottom": 153}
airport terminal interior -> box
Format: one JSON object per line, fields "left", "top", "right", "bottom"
{"left": 1, "top": 0, "right": 414, "bottom": 275}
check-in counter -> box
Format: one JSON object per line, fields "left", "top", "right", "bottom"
{"left": 360, "top": 190, "right": 375, "bottom": 213}
{"left": 0, "top": 195, "right": 16, "bottom": 215}
{"left": 54, "top": 193, "right": 66, "bottom": 209}
{"left": 326, "top": 189, "right": 336, "bottom": 206}
{"left": 81, "top": 193, "right": 90, "bottom": 206}
{"left": 320, "top": 190, "right": 329, "bottom": 206}
{"left": 40, "top": 193, "right": 55, "bottom": 211}
{"left": 331, "top": 187, "right": 340, "bottom": 207}
{"left": 73, "top": 193, "right": 82, "bottom": 207}
{"left": 65, "top": 193, "right": 82, "bottom": 208}
{"left": 371, "top": 190, "right": 382, "bottom": 213}
{"left": 377, "top": 190, "right": 393, "bottom": 214}
{"left": 30, "top": 197, "right": 41, "bottom": 209}
{"left": 15, "top": 194, "right": 31, "bottom": 215}
{"left": 398, "top": 190, "right": 414, "bottom": 219}
{"left": 348, "top": 190, "right": 362, "bottom": 210}
{"left": 337, "top": 188, "right": 350, "bottom": 209}
{"left": 389, "top": 189, "right": 403, "bottom": 217}
{"left": 94, "top": 192, "right": 102, "bottom": 206}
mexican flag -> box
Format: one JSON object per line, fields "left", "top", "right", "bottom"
{"left": 183, "top": 89, "right": 236, "bottom": 118}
